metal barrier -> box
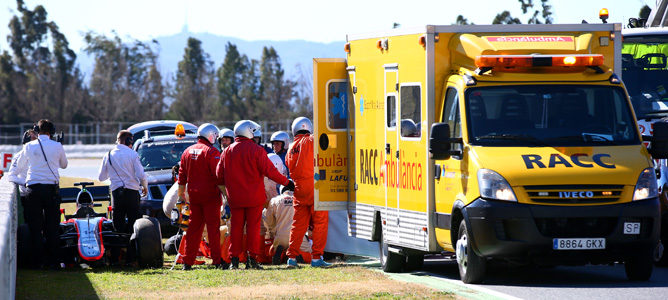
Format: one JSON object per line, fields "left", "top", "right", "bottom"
{"left": 0, "top": 120, "right": 294, "bottom": 145}
{"left": 0, "top": 178, "right": 18, "bottom": 300}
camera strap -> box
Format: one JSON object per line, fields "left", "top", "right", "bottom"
{"left": 37, "top": 138, "right": 59, "bottom": 185}
{"left": 107, "top": 150, "right": 126, "bottom": 188}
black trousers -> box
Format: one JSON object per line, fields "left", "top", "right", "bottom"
{"left": 25, "top": 184, "right": 61, "bottom": 268}
{"left": 111, "top": 187, "right": 140, "bottom": 262}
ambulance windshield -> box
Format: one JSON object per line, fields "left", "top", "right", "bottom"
{"left": 622, "top": 35, "right": 668, "bottom": 119}
{"left": 465, "top": 85, "right": 639, "bottom": 147}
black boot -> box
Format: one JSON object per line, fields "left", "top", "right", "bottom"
{"left": 229, "top": 257, "right": 239, "bottom": 270}
{"left": 182, "top": 264, "right": 192, "bottom": 271}
{"left": 214, "top": 261, "right": 229, "bottom": 270}
{"left": 272, "top": 245, "right": 285, "bottom": 265}
{"left": 246, "top": 257, "right": 263, "bottom": 270}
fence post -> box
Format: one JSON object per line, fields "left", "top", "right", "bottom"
{"left": 96, "top": 123, "right": 100, "bottom": 144}
{"left": 68, "top": 124, "right": 72, "bottom": 145}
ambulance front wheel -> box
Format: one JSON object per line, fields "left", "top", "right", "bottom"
{"left": 625, "top": 249, "right": 654, "bottom": 281}
{"left": 379, "top": 230, "right": 405, "bottom": 272}
{"left": 456, "top": 220, "right": 487, "bottom": 284}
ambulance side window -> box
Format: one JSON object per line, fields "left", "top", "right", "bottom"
{"left": 387, "top": 95, "right": 397, "bottom": 128}
{"left": 328, "top": 81, "right": 348, "bottom": 130}
{"left": 442, "top": 88, "right": 462, "bottom": 154}
{"left": 400, "top": 85, "right": 421, "bottom": 138}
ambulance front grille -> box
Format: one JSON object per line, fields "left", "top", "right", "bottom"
{"left": 523, "top": 184, "right": 624, "bottom": 204}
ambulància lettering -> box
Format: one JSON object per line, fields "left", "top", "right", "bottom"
{"left": 486, "top": 36, "right": 574, "bottom": 43}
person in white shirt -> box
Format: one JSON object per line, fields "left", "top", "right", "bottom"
{"left": 14, "top": 120, "right": 68, "bottom": 269}
{"left": 7, "top": 129, "right": 38, "bottom": 222}
{"left": 98, "top": 130, "right": 148, "bottom": 264}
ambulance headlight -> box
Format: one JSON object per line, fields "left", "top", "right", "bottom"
{"left": 477, "top": 169, "right": 517, "bottom": 202}
{"left": 633, "top": 168, "right": 658, "bottom": 201}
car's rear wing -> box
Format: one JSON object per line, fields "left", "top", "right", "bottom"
{"left": 59, "top": 185, "right": 111, "bottom": 204}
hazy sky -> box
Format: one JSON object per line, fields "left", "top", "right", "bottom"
{"left": 0, "top": 0, "right": 653, "bottom": 52}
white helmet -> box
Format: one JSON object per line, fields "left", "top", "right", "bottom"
{"left": 270, "top": 131, "right": 290, "bottom": 146}
{"left": 400, "top": 119, "right": 417, "bottom": 137}
{"left": 219, "top": 128, "right": 234, "bottom": 139}
{"left": 267, "top": 153, "right": 287, "bottom": 176}
{"left": 291, "top": 117, "right": 313, "bottom": 136}
{"left": 233, "top": 120, "right": 261, "bottom": 139}
{"left": 254, "top": 128, "right": 262, "bottom": 140}
{"left": 197, "top": 123, "right": 219, "bottom": 144}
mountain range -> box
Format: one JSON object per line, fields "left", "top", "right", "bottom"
{"left": 76, "top": 27, "right": 346, "bottom": 82}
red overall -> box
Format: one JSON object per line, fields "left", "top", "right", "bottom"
{"left": 285, "top": 134, "right": 329, "bottom": 259}
{"left": 178, "top": 138, "right": 223, "bottom": 265}
{"left": 216, "top": 137, "right": 289, "bottom": 259}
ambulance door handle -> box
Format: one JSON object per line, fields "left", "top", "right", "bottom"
{"left": 385, "top": 143, "right": 390, "bottom": 154}
{"left": 395, "top": 150, "right": 399, "bottom": 158}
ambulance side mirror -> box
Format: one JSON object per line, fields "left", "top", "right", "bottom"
{"left": 429, "top": 123, "right": 461, "bottom": 160}
{"left": 647, "top": 122, "right": 668, "bottom": 159}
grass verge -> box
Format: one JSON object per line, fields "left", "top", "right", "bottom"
{"left": 17, "top": 257, "right": 453, "bottom": 299}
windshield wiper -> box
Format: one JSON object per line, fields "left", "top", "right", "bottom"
{"left": 475, "top": 134, "right": 548, "bottom": 146}
{"left": 552, "top": 134, "right": 617, "bottom": 144}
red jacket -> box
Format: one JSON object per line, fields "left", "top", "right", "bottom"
{"left": 286, "top": 134, "right": 314, "bottom": 205}
{"left": 216, "top": 137, "right": 289, "bottom": 208}
{"left": 178, "top": 138, "right": 223, "bottom": 203}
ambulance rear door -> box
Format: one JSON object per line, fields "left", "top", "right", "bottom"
{"left": 313, "top": 58, "right": 350, "bottom": 211}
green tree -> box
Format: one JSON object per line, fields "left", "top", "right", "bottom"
{"left": 1, "top": 0, "right": 85, "bottom": 124}
{"left": 84, "top": 33, "right": 164, "bottom": 122}
{"left": 454, "top": 15, "right": 473, "bottom": 25}
{"left": 167, "top": 37, "right": 216, "bottom": 122}
{"left": 459, "top": 0, "right": 554, "bottom": 25}
{"left": 640, "top": 5, "right": 651, "bottom": 19}
{"left": 257, "top": 46, "right": 295, "bottom": 120}
{"left": 493, "top": 11, "right": 522, "bottom": 24}
{"left": 215, "top": 42, "right": 250, "bottom": 120}
{"left": 293, "top": 63, "right": 313, "bottom": 118}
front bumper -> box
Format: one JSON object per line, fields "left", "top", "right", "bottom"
{"left": 464, "top": 197, "right": 661, "bottom": 265}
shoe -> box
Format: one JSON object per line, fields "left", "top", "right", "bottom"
{"left": 296, "top": 254, "right": 305, "bottom": 264}
{"left": 287, "top": 258, "right": 299, "bottom": 268}
{"left": 229, "top": 257, "right": 239, "bottom": 270}
{"left": 311, "top": 258, "right": 332, "bottom": 268}
{"left": 214, "top": 262, "right": 229, "bottom": 270}
{"left": 246, "top": 257, "right": 263, "bottom": 270}
{"left": 272, "top": 245, "right": 284, "bottom": 265}
{"left": 182, "top": 264, "right": 192, "bottom": 271}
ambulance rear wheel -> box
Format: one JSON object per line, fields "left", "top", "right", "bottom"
{"left": 379, "top": 231, "right": 405, "bottom": 273}
{"left": 405, "top": 254, "right": 424, "bottom": 271}
{"left": 625, "top": 250, "right": 654, "bottom": 281}
{"left": 456, "top": 220, "right": 486, "bottom": 284}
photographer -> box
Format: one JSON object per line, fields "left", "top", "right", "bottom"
{"left": 14, "top": 120, "right": 68, "bottom": 269}
{"left": 98, "top": 130, "right": 148, "bottom": 264}
{"left": 7, "top": 129, "right": 38, "bottom": 222}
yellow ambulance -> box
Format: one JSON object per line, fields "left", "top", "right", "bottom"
{"left": 313, "top": 23, "right": 668, "bottom": 283}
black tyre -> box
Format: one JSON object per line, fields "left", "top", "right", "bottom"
{"left": 656, "top": 214, "right": 668, "bottom": 266}
{"left": 625, "top": 251, "right": 654, "bottom": 281}
{"left": 379, "top": 230, "right": 405, "bottom": 272}
{"left": 17, "top": 224, "right": 31, "bottom": 268}
{"left": 405, "top": 254, "right": 424, "bottom": 271}
{"left": 456, "top": 220, "right": 487, "bottom": 283}
{"left": 133, "top": 217, "right": 163, "bottom": 268}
